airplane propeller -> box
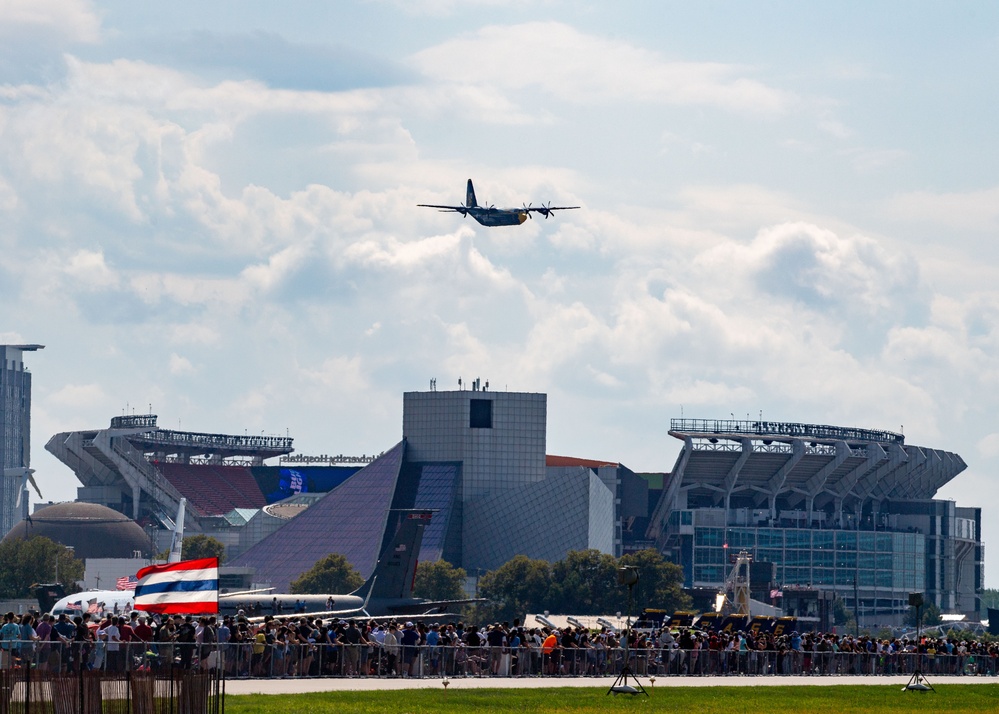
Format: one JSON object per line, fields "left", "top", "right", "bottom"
{"left": 541, "top": 201, "right": 555, "bottom": 219}
{"left": 522, "top": 202, "right": 534, "bottom": 218}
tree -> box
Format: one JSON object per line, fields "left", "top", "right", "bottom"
{"left": 980, "top": 588, "right": 999, "bottom": 615}
{"left": 290, "top": 553, "right": 364, "bottom": 595}
{"left": 0, "top": 536, "right": 85, "bottom": 598}
{"left": 616, "top": 548, "right": 691, "bottom": 614}
{"left": 414, "top": 559, "right": 467, "bottom": 601}
{"left": 548, "top": 549, "right": 619, "bottom": 614}
{"left": 477, "top": 555, "right": 552, "bottom": 623}
{"left": 906, "top": 600, "right": 942, "bottom": 628}
{"left": 181, "top": 535, "right": 227, "bottom": 564}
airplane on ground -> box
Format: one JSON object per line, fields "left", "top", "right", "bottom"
{"left": 222, "top": 510, "right": 486, "bottom": 621}
{"left": 419, "top": 179, "right": 579, "bottom": 227}
{"left": 49, "top": 498, "right": 191, "bottom": 617}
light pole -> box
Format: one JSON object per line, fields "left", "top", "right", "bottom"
{"left": 608, "top": 566, "right": 647, "bottom": 696}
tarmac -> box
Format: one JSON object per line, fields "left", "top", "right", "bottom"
{"left": 223, "top": 674, "right": 993, "bottom": 695}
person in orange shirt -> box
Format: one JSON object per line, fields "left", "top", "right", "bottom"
{"left": 542, "top": 630, "right": 559, "bottom": 675}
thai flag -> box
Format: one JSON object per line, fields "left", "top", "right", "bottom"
{"left": 133, "top": 557, "right": 219, "bottom": 615}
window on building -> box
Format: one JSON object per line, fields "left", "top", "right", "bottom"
{"left": 469, "top": 399, "right": 492, "bottom": 429}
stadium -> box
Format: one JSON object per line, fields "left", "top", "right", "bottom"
{"left": 645, "top": 419, "right": 981, "bottom": 623}
{"left": 44, "top": 414, "right": 365, "bottom": 564}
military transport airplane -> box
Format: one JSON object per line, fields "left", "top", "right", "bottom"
{"left": 222, "top": 511, "right": 485, "bottom": 621}
{"left": 419, "top": 179, "right": 579, "bottom": 227}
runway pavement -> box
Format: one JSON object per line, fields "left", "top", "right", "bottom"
{"left": 223, "top": 674, "right": 992, "bottom": 695}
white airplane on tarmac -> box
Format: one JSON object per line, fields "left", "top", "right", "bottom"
{"left": 50, "top": 499, "right": 190, "bottom": 617}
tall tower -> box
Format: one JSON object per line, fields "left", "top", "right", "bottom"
{"left": 403, "top": 388, "right": 548, "bottom": 570}
{"left": 0, "top": 344, "right": 43, "bottom": 536}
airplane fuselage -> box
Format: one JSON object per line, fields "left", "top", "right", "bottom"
{"left": 469, "top": 208, "right": 529, "bottom": 227}
{"left": 219, "top": 593, "right": 363, "bottom": 616}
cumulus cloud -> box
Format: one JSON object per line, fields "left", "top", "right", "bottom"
{"left": 62, "top": 249, "right": 119, "bottom": 289}
{"left": 0, "top": 0, "right": 101, "bottom": 44}
{"left": 168, "top": 353, "right": 196, "bottom": 375}
{"left": 47, "top": 382, "right": 107, "bottom": 408}
{"left": 745, "top": 222, "right": 919, "bottom": 313}
{"left": 412, "top": 22, "right": 793, "bottom": 117}
{"left": 122, "top": 31, "right": 412, "bottom": 92}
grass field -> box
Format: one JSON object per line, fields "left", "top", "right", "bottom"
{"left": 225, "top": 684, "right": 999, "bottom": 713}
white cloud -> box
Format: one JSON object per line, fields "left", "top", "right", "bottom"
{"left": 412, "top": 22, "right": 793, "bottom": 116}
{"left": 979, "top": 433, "right": 999, "bottom": 459}
{"left": 47, "top": 382, "right": 106, "bottom": 408}
{"left": 168, "top": 353, "right": 196, "bottom": 375}
{"left": 62, "top": 249, "right": 118, "bottom": 290}
{"left": 0, "top": 0, "right": 101, "bottom": 44}
{"left": 841, "top": 147, "right": 908, "bottom": 172}
{"left": 884, "top": 185, "right": 999, "bottom": 233}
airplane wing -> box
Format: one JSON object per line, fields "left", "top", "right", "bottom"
{"left": 219, "top": 588, "right": 275, "bottom": 599}
{"left": 417, "top": 204, "right": 468, "bottom": 213}
{"left": 385, "top": 598, "right": 488, "bottom": 615}
{"left": 526, "top": 204, "right": 580, "bottom": 219}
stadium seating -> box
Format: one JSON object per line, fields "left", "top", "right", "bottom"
{"left": 157, "top": 463, "right": 266, "bottom": 516}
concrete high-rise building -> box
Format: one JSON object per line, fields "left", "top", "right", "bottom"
{"left": 0, "top": 344, "right": 43, "bottom": 536}
{"left": 403, "top": 389, "right": 547, "bottom": 501}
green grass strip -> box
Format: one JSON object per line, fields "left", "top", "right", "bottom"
{"left": 225, "top": 684, "right": 999, "bottom": 713}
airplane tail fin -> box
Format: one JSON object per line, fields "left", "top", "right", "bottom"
{"left": 167, "top": 498, "right": 186, "bottom": 564}
{"left": 351, "top": 510, "right": 431, "bottom": 601}
{"left": 465, "top": 179, "right": 477, "bottom": 208}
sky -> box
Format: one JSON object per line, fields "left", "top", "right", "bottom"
{"left": 1, "top": 2, "right": 997, "bottom": 585}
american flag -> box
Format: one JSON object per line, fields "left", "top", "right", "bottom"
{"left": 117, "top": 575, "right": 138, "bottom": 591}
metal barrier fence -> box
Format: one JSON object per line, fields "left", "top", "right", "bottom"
{"left": 1, "top": 639, "right": 995, "bottom": 682}
{"left": 0, "top": 665, "right": 222, "bottom": 714}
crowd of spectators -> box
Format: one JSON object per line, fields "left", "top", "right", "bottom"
{"left": 1, "top": 609, "right": 997, "bottom": 679}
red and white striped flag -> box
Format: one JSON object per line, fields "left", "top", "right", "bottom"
{"left": 134, "top": 557, "right": 219, "bottom": 615}
{"left": 116, "top": 575, "right": 138, "bottom": 591}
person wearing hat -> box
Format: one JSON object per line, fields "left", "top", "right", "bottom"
{"left": 400, "top": 621, "right": 419, "bottom": 677}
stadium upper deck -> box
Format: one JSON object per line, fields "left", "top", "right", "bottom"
{"left": 646, "top": 418, "right": 967, "bottom": 548}
{"left": 46, "top": 414, "right": 295, "bottom": 524}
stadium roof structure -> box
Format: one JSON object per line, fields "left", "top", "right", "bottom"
{"left": 46, "top": 414, "right": 294, "bottom": 523}
{"left": 646, "top": 418, "right": 967, "bottom": 547}
{"left": 109, "top": 415, "right": 293, "bottom": 462}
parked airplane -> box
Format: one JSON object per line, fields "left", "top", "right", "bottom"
{"left": 49, "top": 498, "right": 190, "bottom": 617}
{"left": 223, "top": 511, "right": 484, "bottom": 621}
{"left": 419, "top": 179, "right": 579, "bottom": 227}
